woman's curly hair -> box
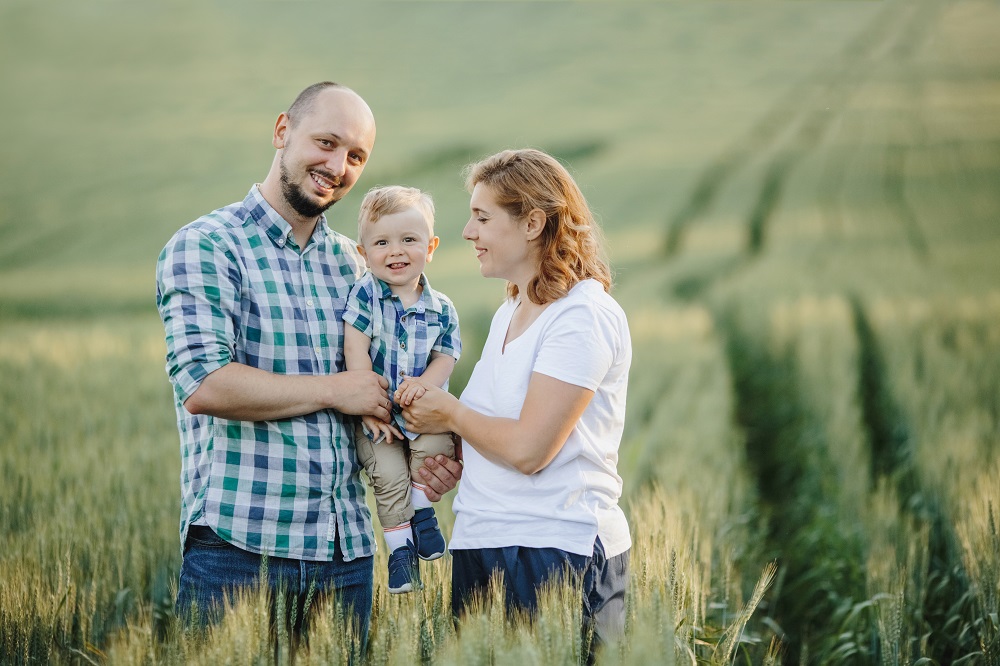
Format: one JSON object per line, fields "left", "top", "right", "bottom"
{"left": 463, "top": 149, "right": 612, "bottom": 305}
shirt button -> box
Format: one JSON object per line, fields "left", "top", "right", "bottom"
{"left": 314, "top": 346, "right": 321, "bottom": 354}
{"left": 399, "top": 341, "right": 406, "bottom": 350}
{"left": 306, "top": 299, "right": 315, "bottom": 307}
{"left": 401, "top": 315, "right": 406, "bottom": 322}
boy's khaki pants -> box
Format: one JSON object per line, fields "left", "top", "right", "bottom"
{"left": 354, "top": 423, "right": 455, "bottom": 528}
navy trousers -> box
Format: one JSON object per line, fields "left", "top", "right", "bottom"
{"left": 451, "top": 538, "right": 629, "bottom": 646}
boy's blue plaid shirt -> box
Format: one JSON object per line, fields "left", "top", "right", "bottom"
{"left": 343, "top": 271, "right": 461, "bottom": 440}
{"left": 155, "top": 185, "right": 375, "bottom": 562}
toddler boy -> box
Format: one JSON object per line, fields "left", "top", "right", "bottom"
{"left": 343, "top": 185, "right": 461, "bottom": 594}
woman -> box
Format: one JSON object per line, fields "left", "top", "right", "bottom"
{"left": 398, "top": 148, "right": 632, "bottom": 644}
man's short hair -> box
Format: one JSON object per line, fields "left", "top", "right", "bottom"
{"left": 286, "top": 82, "right": 348, "bottom": 127}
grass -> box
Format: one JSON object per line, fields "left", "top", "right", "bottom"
{"left": 2, "top": 0, "right": 1000, "bottom": 663}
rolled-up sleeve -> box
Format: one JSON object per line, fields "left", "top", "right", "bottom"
{"left": 156, "top": 226, "right": 241, "bottom": 405}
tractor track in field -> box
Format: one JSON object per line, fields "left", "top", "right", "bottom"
{"left": 663, "top": 0, "right": 941, "bottom": 301}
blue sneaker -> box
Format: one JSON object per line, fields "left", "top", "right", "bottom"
{"left": 412, "top": 507, "right": 446, "bottom": 561}
{"left": 387, "top": 540, "right": 420, "bottom": 594}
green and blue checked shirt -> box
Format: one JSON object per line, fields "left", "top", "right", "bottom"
{"left": 343, "top": 272, "right": 462, "bottom": 441}
{"left": 155, "top": 185, "right": 375, "bottom": 562}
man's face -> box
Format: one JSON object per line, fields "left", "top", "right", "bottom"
{"left": 275, "top": 89, "right": 376, "bottom": 220}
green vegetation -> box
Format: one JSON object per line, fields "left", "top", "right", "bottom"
{"left": 2, "top": 0, "right": 998, "bottom": 663}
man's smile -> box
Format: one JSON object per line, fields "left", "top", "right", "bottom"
{"left": 310, "top": 170, "right": 340, "bottom": 191}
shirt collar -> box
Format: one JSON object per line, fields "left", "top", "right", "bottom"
{"left": 244, "top": 185, "right": 328, "bottom": 250}
{"left": 373, "top": 273, "right": 443, "bottom": 313}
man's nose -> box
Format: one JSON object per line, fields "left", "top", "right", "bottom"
{"left": 462, "top": 220, "right": 475, "bottom": 240}
{"left": 325, "top": 149, "right": 349, "bottom": 177}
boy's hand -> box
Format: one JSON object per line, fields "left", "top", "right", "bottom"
{"left": 362, "top": 414, "right": 403, "bottom": 444}
{"left": 394, "top": 377, "right": 432, "bottom": 406}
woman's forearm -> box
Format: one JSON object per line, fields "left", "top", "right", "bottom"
{"left": 451, "top": 374, "right": 594, "bottom": 475}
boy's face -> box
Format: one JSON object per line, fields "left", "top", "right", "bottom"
{"left": 359, "top": 206, "right": 439, "bottom": 290}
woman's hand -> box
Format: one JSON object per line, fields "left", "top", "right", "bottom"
{"left": 400, "top": 384, "right": 459, "bottom": 434}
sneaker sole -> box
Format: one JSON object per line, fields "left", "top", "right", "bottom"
{"left": 388, "top": 582, "right": 413, "bottom": 594}
{"left": 418, "top": 550, "right": 445, "bottom": 561}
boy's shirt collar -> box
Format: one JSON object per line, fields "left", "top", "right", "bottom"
{"left": 371, "top": 273, "right": 444, "bottom": 313}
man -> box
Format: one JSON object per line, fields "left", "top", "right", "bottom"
{"left": 155, "top": 82, "right": 462, "bottom": 641}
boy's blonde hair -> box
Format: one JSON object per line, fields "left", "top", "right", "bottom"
{"left": 463, "top": 149, "right": 611, "bottom": 305}
{"left": 357, "top": 185, "right": 435, "bottom": 244}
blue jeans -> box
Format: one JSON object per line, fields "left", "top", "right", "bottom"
{"left": 451, "top": 538, "right": 629, "bottom": 647}
{"left": 176, "top": 526, "right": 374, "bottom": 646}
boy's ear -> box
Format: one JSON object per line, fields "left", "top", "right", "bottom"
{"left": 426, "top": 236, "right": 441, "bottom": 261}
{"left": 525, "top": 209, "right": 546, "bottom": 241}
{"left": 356, "top": 244, "right": 368, "bottom": 260}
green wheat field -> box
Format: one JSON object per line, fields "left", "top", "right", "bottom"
{"left": 2, "top": 1, "right": 999, "bottom": 663}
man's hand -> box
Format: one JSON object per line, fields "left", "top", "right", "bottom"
{"left": 324, "top": 370, "right": 394, "bottom": 423}
{"left": 417, "top": 440, "right": 463, "bottom": 502}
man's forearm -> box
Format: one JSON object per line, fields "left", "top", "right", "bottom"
{"left": 183, "top": 363, "right": 336, "bottom": 421}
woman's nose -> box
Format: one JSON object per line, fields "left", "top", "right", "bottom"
{"left": 462, "top": 220, "right": 475, "bottom": 240}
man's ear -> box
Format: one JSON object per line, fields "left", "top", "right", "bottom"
{"left": 525, "top": 209, "right": 546, "bottom": 242}
{"left": 273, "top": 113, "right": 290, "bottom": 149}
{"left": 426, "top": 236, "right": 441, "bottom": 262}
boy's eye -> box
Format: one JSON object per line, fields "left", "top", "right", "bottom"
{"left": 375, "top": 240, "right": 387, "bottom": 246}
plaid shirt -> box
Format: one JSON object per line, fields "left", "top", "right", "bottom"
{"left": 155, "top": 185, "right": 374, "bottom": 562}
{"left": 343, "top": 272, "right": 461, "bottom": 440}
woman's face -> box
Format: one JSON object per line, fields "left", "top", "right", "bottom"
{"left": 463, "top": 183, "right": 534, "bottom": 283}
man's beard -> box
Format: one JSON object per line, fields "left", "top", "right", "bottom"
{"left": 279, "top": 158, "right": 339, "bottom": 219}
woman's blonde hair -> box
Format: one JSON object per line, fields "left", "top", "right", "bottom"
{"left": 463, "top": 149, "right": 611, "bottom": 304}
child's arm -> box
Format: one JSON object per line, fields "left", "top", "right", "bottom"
{"left": 345, "top": 326, "right": 403, "bottom": 443}
{"left": 395, "top": 352, "right": 456, "bottom": 406}
{"left": 344, "top": 325, "right": 374, "bottom": 373}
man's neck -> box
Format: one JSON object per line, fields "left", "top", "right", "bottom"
{"left": 258, "top": 180, "right": 319, "bottom": 250}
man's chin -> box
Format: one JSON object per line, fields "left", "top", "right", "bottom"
{"left": 284, "top": 185, "right": 338, "bottom": 219}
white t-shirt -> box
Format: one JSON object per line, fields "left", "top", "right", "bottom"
{"left": 450, "top": 279, "right": 632, "bottom": 558}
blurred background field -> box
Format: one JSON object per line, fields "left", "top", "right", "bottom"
{"left": 1, "top": 0, "right": 999, "bottom": 663}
